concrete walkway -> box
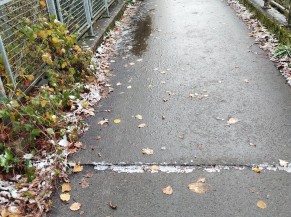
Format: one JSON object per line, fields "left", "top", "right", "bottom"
{"left": 50, "top": 0, "right": 291, "bottom": 216}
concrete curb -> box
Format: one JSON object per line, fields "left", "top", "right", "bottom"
{"left": 79, "top": 0, "right": 127, "bottom": 51}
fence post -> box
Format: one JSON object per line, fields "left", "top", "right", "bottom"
{"left": 104, "top": 0, "right": 110, "bottom": 17}
{"left": 83, "top": 0, "right": 95, "bottom": 36}
{"left": 55, "top": 0, "right": 64, "bottom": 22}
{"left": 0, "top": 36, "right": 15, "bottom": 87}
{"left": 45, "top": 0, "right": 57, "bottom": 17}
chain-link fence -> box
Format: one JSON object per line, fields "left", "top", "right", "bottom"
{"left": 0, "top": 0, "right": 115, "bottom": 98}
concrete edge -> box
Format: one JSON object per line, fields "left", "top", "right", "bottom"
{"left": 238, "top": 0, "right": 291, "bottom": 44}
{"left": 79, "top": 0, "right": 127, "bottom": 51}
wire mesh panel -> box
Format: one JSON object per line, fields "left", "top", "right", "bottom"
{"left": 0, "top": 0, "right": 48, "bottom": 91}
{"left": 57, "top": 0, "right": 89, "bottom": 36}
{"left": 91, "top": 0, "right": 104, "bottom": 18}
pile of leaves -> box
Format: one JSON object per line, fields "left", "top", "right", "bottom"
{"left": 227, "top": 0, "right": 290, "bottom": 83}
{"left": 0, "top": 0, "right": 142, "bottom": 215}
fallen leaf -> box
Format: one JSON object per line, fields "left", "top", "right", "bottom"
{"left": 62, "top": 183, "right": 72, "bottom": 192}
{"left": 60, "top": 193, "right": 70, "bottom": 202}
{"left": 188, "top": 178, "right": 208, "bottom": 194}
{"left": 138, "top": 123, "right": 146, "bottom": 128}
{"left": 74, "top": 141, "right": 83, "bottom": 148}
{"left": 80, "top": 178, "right": 89, "bottom": 189}
{"left": 116, "top": 82, "right": 122, "bottom": 86}
{"left": 137, "top": 58, "right": 143, "bottom": 62}
{"left": 70, "top": 202, "right": 81, "bottom": 211}
{"left": 151, "top": 165, "right": 159, "bottom": 171}
{"left": 96, "top": 136, "right": 101, "bottom": 140}
{"left": 279, "top": 159, "right": 289, "bottom": 167}
{"left": 114, "top": 119, "right": 121, "bottom": 124}
{"left": 257, "top": 200, "right": 267, "bottom": 209}
{"left": 98, "top": 119, "right": 109, "bottom": 125}
{"left": 162, "top": 186, "right": 173, "bottom": 195}
{"left": 73, "top": 165, "right": 83, "bottom": 173}
{"left": 244, "top": 79, "right": 249, "bottom": 83}
{"left": 249, "top": 143, "right": 256, "bottom": 147}
{"left": 127, "top": 86, "right": 132, "bottom": 89}
{"left": 252, "top": 167, "right": 261, "bottom": 173}
{"left": 142, "top": 148, "right": 154, "bottom": 155}
{"left": 227, "top": 117, "right": 239, "bottom": 125}
{"left": 160, "top": 71, "right": 166, "bottom": 74}
{"left": 135, "top": 115, "right": 143, "bottom": 120}
{"left": 129, "top": 62, "right": 135, "bottom": 65}
{"left": 109, "top": 201, "right": 117, "bottom": 209}
{"left": 161, "top": 81, "right": 166, "bottom": 84}
{"left": 84, "top": 172, "right": 94, "bottom": 178}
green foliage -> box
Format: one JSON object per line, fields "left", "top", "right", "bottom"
{"left": 274, "top": 44, "right": 291, "bottom": 58}
{"left": 0, "top": 12, "right": 94, "bottom": 176}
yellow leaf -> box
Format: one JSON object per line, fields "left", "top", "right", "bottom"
{"left": 162, "top": 185, "right": 173, "bottom": 195}
{"left": 37, "top": 30, "right": 48, "bottom": 39}
{"left": 26, "top": 74, "right": 34, "bottom": 81}
{"left": 114, "top": 119, "right": 121, "bottom": 124}
{"left": 257, "top": 200, "right": 267, "bottom": 209}
{"left": 62, "top": 183, "right": 72, "bottom": 192}
{"left": 40, "top": 0, "right": 46, "bottom": 7}
{"left": 73, "top": 165, "right": 83, "bottom": 173}
{"left": 51, "top": 37, "right": 59, "bottom": 44}
{"left": 46, "top": 29, "right": 53, "bottom": 36}
{"left": 42, "top": 53, "right": 53, "bottom": 65}
{"left": 253, "top": 167, "right": 261, "bottom": 173}
{"left": 60, "top": 193, "right": 70, "bottom": 202}
{"left": 188, "top": 178, "right": 208, "bottom": 194}
{"left": 40, "top": 100, "right": 47, "bottom": 108}
{"left": 61, "top": 62, "right": 67, "bottom": 69}
{"left": 70, "top": 202, "right": 81, "bottom": 211}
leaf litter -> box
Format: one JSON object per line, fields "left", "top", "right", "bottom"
{"left": 162, "top": 186, "right": 173, "bottom": 195}
{"left": 188, "top": 178, "right": 208, "bottom": 194}
{"left": 0, "top": 2, "right": 143, "bottom": 216}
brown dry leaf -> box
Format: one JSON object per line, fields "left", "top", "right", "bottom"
{"left": 98, "top": 119, "right": 109, "bottom": 125}
{"left": 80, "top": 178, "right": 89, "bottom": 189}
{"left": 142, "top": 148, "right": 154, "bottom": 155}
{"left": 227, "top": 117, "right": 239, "bottom": 125}
{"left": 162, "top": 186, "right": 173, "bottom": 195}
{"left": 60, "top": 193, "right": 70, "bottom": 202}
{"left": 109, "top": 201, "right": 117, "bottom": 209}
{"left": 257, "top": 200, "right": 267, "bottom": 209}
{"left": 62, "top": 183, "right": 72, "bottom": 192}
{"left": 73, "top": 165, "right": 83, "bottom": 173}
{"left": 70, "top": 202, "right": 81, "bottom": 211}
{"left": 151, "top": 165, "right": 159, "bottom": 171}
{"left": 138, "top": 123, "right": 146, "bottom": 128}
{"left": 188, "top": 178, "right": 208, "bottom": 194}
{"left": 74, "top": 141, "right": 83, "bottom": 148}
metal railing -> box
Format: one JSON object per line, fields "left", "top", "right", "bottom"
{"left": 263, "top": 0, "right": 291, "bottom": 27}
{"left": 0, "top": 0, "right": 115, "bottom": 98}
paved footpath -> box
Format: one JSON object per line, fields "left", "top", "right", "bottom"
{"left": 50, "top": 0, "right": 291, "bottom": 216}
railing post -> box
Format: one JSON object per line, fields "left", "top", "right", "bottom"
{"left": 104, "top": 0, "right": 110, "bottom": 17}
{"left": 263, "top": 0, "right": 271, "bottom": 9}
{"left": 0, "top": 36, "right": 15, "bottom": 87}
{"left": 83, "top": 0, "right": 94, "bottom": 36}
{"left": 55, "top": 0, "right": 64, "bottom": 22}
{"left": 45, "top": 0, "right": 57, "bottom": 17}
